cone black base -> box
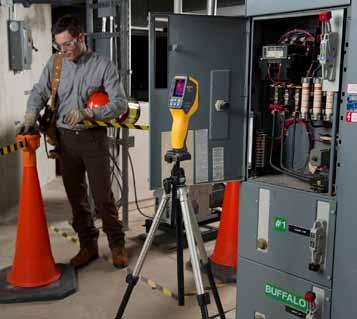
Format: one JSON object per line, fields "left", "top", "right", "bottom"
{"left": 0, "top": 264, "right": 76, "bottom": 304}
{"left": 210, "top": 261, "right": 236, "bottom": 283}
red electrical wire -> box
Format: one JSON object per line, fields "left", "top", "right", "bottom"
{"left": 306, "top": 63, "right": 314, "bottom": 77}
{"left": 278, "top": 28, "right": 315, "bottom": 43}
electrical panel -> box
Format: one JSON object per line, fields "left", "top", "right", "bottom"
{"left": 239, "top": 181, "right": 336, "bottom": 287}
{"left": 248, "top": 9, "right": 344, "bottom": 195}
{"left": 149, "top": 14, "right": 248, "bottom": 189}
{"left": 237, "top": 6, "right": 345, "bottom": 319}
{"left": 246, "top": 0, "right": 349, "bottom": 16}
{"left": 237, "top": 258, "right": 331, "bottom": 319}
{"left": 7, "top": 20, "right": 33, "bottom": 72}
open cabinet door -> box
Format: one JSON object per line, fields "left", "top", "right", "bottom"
{"left": 149, "top": 13, "right": 249, "bottom": 189}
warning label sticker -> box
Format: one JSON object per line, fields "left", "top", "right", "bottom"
{"left": 347, "top": 83, "right": 357, "bottom": 94}
{"left": 346, "top": 95, "right": 357, "bottom": 111}
{"left": 195, "top": 129, "right": 209, "bottom": 183}
{"left": 264, "top": 283, "right": 308, "bottom": 314}
{"left": 212, "top": 147, "right": 224, "bottom": 181}
{"left": 346, "top": 112, "right": 357, "bottom": 123}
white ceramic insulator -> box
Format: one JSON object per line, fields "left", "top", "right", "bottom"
{"left": 313, "top": 79, "right": 322, "bottom": 120}
{"left": 301, "top": 78, "right": 310, "bottom": 117}
{"left": 325, "top": 91, "right": 334, "bottom": 121}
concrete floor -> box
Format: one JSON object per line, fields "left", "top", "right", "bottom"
{"left": 0, "top": 178, "right": 236, "bottom": 319}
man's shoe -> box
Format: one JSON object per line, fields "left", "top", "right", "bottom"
{"left": 70, "top": 247, "right": 99, "bottom": 269}
{"left": 111, "top": 246, "right": 129, "bottom": 268}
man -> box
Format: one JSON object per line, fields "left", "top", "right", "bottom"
{"left": 17, "top": 15, "right": 129, "bottom": 269}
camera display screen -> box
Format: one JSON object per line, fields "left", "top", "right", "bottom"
{"left": 174, "top": 79, "right": 186, "bottom": 97}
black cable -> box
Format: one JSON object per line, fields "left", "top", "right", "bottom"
{"left": 279, "top": 114, "right": 310, "bottom": 173}
{"left": 128, "top": 151, "right": 153, "bottom": 219}
{"left": 108, "top": 135, "right": 123, "bottom": 208}
{"left": 308, "top": 118, "right": 329, "bottom": 128}
{"left": 111, "top": 170, "right": 123, "bottom": 208}
{"left": 291, "top": 115, "right": 297, "bottom": 167}
{"left": 107, "top": 130, "right": 153, "bottom": 219}
{"left": 109, "top": 152, "right": 124, "bottom": 180}
{"left": 269, "top": 111, "right": 311, "bottom": 182}
{"left": 210, "top": 308, "right": 236, "bottom": 319}
{"left": 109, "top": 154, "right": 124, "bottom": 207}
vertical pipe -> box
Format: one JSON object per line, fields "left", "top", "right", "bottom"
{"left": 109, "top": 16, "right": 114, "bottom": 62}
{"left": 128, "top": 0, "right": 132, "bottom": 95}
{"left": 174, "top": 0, "right": 183, "bottom": 14}
{"left": 9, "top": 4, "right": 16, "bottom": 20}
{"left": 120, "top": 0, "right": 130, "bottom": 231}
{"left": 86, "top": 1, "right": 94, "bottom": 51}
{"left": 207, "top": 0, "right": 217, "bottom": 16}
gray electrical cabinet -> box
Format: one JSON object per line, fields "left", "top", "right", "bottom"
{"left": 239, "top": 181, "right": 336, "bottom": 288}
{"left": 246, "top": 0, "right": 350, "bottom": 16}
{"left": 7, "top": 20, "right": 32, "bottom": 71}
{"left": 149, "top": 14, "right": 248, "bottom": 189}
{"left": 238, "top": 258, "right": 332, "bottom": 319}
{"left": 148, "top": 1, "right": 357, "bottom": 318}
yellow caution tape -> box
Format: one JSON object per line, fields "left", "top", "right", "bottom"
{"left": 184, "top": 283, "right": 226, "bottom": 296}
{"left": 0, "top": 140, "right": 27, "bottom": 157}
{"left": 50, "top": 224, "right": 179, "bottom": 301}
{"left": 82, "top": 120, "right": 149, "bottom": 131}
{"left": 50, "top": 226, "right": 80, "bottom": 247}
{"left": 162, "top": 287, "right": 173, "bottom": 297}
{"left": 141, "top": 275, "right": 177, "bottom": 300}
{"left": 147, "top": 279, "right": 157, "bottom": 289}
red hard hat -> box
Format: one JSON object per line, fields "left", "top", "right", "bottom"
{"left": 87, "top": 91, "right": 109, "bottom": 109}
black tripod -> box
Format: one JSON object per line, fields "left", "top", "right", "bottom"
{"left": 115, "top": 150, "right": 226, "bottom": 319}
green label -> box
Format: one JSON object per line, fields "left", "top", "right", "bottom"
{"left": 265, "top": 283, "right": 308, "bottom": 313}
{"left": 273, "top": 217, "right": 287, "bottom": 232}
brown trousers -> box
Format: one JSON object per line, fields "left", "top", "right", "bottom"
{"left": 58, "top": 127, "right": 124, "bottom": 249}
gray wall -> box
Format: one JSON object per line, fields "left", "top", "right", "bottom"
{"left": 0, "top": 4, "right": 55, "bottom": 215}
{"left": 127, "top": 102, "right": 153, "bottom": 201}
{"left": 184, "top": 4, "right": 245, "bottom": 16}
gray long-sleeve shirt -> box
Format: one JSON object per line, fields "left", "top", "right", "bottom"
{"left": 27, "top": 50, "right": 128, "bottom": 130}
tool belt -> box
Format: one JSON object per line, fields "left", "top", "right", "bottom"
{"left": 37, "top": 52, "right": 63, "bottom": 158}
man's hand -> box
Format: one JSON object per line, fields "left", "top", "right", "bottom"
{"left": 64, "top": 108, "right": 94, "bottom": 127}
{"left": 16, "top": 113, "right": 38, "bottom": 135}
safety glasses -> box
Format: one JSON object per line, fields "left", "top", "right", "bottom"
{"left": 52, "top": 38, "right": 78, "bottom": 52}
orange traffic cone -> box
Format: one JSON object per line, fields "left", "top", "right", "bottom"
{"left": 7, "top": 134, "right": 60, "bottom": 287}
{"left": 0, "top": 134, "right": 76, "bottom": 303}
{"left": 210, "top": 181, "right": 240, "bottom": 283}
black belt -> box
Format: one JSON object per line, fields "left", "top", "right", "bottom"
{"left": 58, "top": 126, "right": 106, "bottom": 135}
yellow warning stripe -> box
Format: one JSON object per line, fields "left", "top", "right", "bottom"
{"left": 50, "top": 226, "right": 80, "bottom": 247}
{"left": 82, "top": 120, "right": 149, "bottom": 131}
{"left": 50, "top": 224, "right": 225, "bottom": 301}
{"left": 140, "top": 275, "right": 178, "bottom": 300}
{"left": 50, "top": 225, "right": 123, "bottom": 269}
{"left": 50, "top": 224, "right": 178, "bottom": 301}
{"left": 0, "top": 140, "right": 27, "bottom": 157}
{"left": 184, "top": 283, "right": 226, "bottom": 296}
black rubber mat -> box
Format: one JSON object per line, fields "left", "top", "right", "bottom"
{"left": 210, "top": 261, "right": 236, "bottom": 283}
{"left": 0, "top": 263, "right": 77, "bottom": 304}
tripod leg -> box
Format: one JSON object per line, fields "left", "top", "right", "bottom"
{"left": 115, "top": 193, "right": 170, "bottom": 319}
{"left": 178, "top": 187, "right": 210, "bottom": 319}
{"left": 188, "top": 207, "right": 226, "bottom": 319}
{"left": 174, "top": 193, "right": 185, "bottom": 305}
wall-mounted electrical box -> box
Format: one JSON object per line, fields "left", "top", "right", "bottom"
{"left": 7, "top": 20, "right": 33, "bottom": 72}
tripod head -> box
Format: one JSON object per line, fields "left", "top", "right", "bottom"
{"left": 165, "top": 75, "right": 199, "bottom": 164}
{"left": 164, "top": 148, "right": 191, "bottom": 163}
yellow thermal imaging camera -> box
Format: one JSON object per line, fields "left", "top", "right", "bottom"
{"left": 168, "top": 75, "right": 199, "bottom": 152}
